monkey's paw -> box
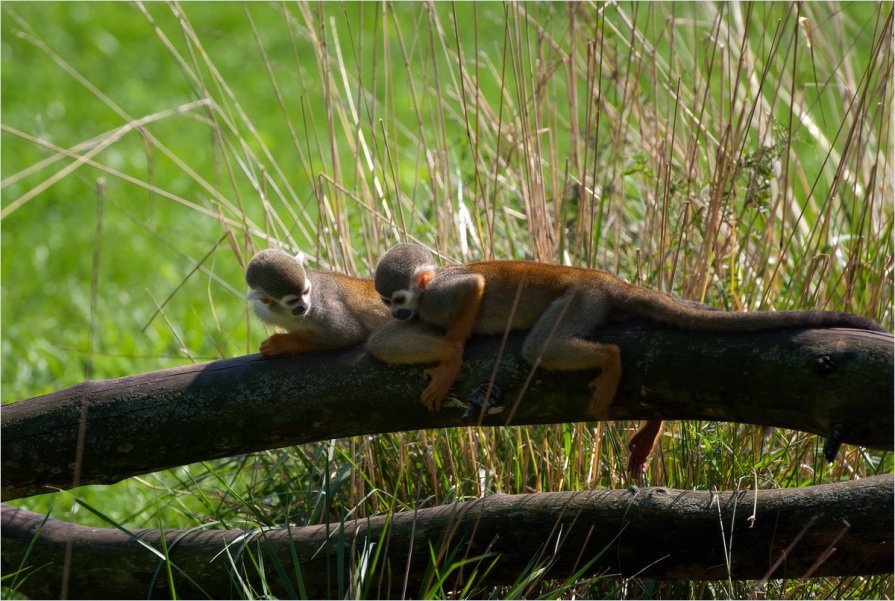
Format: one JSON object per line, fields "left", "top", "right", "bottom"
{"left": 421, "top": 360, "right": 462, "bottom": 413}
{"left": 259, "top": 334, "right": 306, "bottom": 357}
{"left": 420, "top": 376, "right": 447, "bottom": 413}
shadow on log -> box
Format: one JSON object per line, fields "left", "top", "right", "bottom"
{"left": 2, "top": 324, "right": 892, "bottom": 500}
{"left": 2, "top": 475, "right": 891, "bottom": 598}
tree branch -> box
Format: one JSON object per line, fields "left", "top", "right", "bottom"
{"left": 3, "top": 325, "right": 892, "bottom": 500}
{"left": 3, "top": 475, "right": 891, "bottom": 598}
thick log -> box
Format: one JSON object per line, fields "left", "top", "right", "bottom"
{"left": 2, "top": 475, "right": 891, "bottom": 598}
{"left": 2, "top": 325, "right": 892, "bottom": 500}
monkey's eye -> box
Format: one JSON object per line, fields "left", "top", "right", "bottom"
{"left": 302, "top": 284, "right": 311, "bottom": 295}
{"left": 259, "top": 297, "right": 273, "bottom": 305}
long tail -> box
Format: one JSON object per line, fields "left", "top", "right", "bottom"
{"left": 615, "top": 285, "right": 886, "bottom": 333}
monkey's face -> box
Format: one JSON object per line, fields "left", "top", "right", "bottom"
{"left": 374, "top": 243, "right": 436, "bottom": 321}
{"left": 246, "top": 279, "right": 313, "bottom": 327}
{"left": 273, "top": 283, "right": 313, "bottom": 316}
{"left": 377, "top": 267, "right": 434, "bottom": 321}
{"left": 379, "top": 287, "right": 417, "bottom": 320}
{"left": 245, "top": 249, "right": 313, "bottom": 327}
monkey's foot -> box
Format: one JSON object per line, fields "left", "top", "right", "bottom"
{"left": 587, "top": 373, "right": 619, "bottom": 419}
{"left": 627, "top": 419, "right": 664, "bottom": 479}
{"left": 421, "top": 359, "right": 462, "bottom": 413}
{"left": 259, "top": 333, "right": 311, "bottom": 357}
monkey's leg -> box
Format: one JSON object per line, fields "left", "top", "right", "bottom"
{"left": 259, "top": 332, "right": 329, "bottom": 357}
{"left": 367, "top": 320, "right": 460, "bottom": 412}
{"left": 521, "top": 290, "right": 621, "bottom": 418}
{"left": 627, "top": 419, "right": 664, "bottom": 478}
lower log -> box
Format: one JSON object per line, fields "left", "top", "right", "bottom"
{"left": 3, "top": 475, "right": 891, "bottom": 599}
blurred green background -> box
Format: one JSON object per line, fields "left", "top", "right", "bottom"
{"left": 4, "top": 3, "right": 365, "bottom": 398}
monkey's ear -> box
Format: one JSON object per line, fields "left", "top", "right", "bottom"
{"left": 413, "top": 267, "right": 436, "bottom": 292}
{"left": 294, "top": 251, "right": 307, "bottom": 265}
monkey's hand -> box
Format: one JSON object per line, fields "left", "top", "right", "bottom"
{"left": 259, "top": 333, "right": 319, "bottom": 357}
{"left": 627, "top": 419, "right": 664, "bottom": 479}
{"left": 421, "top": 353, "right": 463, "bottom": 413}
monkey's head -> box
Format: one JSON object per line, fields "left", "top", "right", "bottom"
{"left": 374, "top": 243, "right": 436, "bottom": 321}
{"left": 245, "top": 249, "right": 313, "bottom": 325}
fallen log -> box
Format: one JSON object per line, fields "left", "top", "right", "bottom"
{"left": 2, "top": 475, "right": 891, "bottom": 598}
{"left": 2, "top": 325, "right": 892, "bottom": 500}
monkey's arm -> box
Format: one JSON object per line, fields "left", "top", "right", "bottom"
{"left": 438, "top": 273, "right": 486, "bottom": 344}
{"left": 373, "top": 271, "right": 488, "bottom": 412}
{"left": 417, "top": 272, "right": 486, "bottom": 411}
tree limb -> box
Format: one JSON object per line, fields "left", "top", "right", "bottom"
{"left": 2, "top": 325, "right": 892, "bottom": 500}
{"left": 2, "top": 475, "right": 891, "bottom": 598}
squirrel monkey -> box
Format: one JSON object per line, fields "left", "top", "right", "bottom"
{"left": 245, "top": 249, "right": 389, "bottom": 357}
{"left": 367, "top": 243, "right": 885, "bottom": 475}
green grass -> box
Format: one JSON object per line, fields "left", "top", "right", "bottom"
{"left": 2, "top": 2, "right": 893, "bottom": 598}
